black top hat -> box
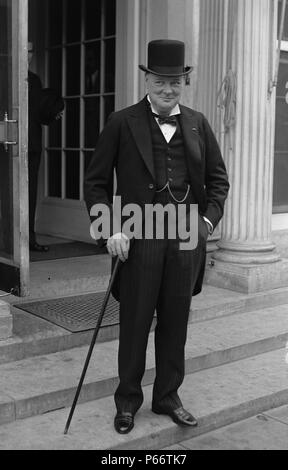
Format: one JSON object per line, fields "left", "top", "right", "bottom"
{"left": 139, "top": 39, "right": 193, "bottom": 77}
{"left": 38, "top": 88, "right": 65, "bottom": 125}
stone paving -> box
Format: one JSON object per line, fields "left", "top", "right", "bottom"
{"left": 0, "top": 303, "right": 288, "bottom": 427}
{"left": 0, "top": 348, "right": 288, "bottom": 449}
{"left": 164, "top": 405, "right": 288, "bottom": 450}
{"left": 0, "top": 280, "right": 288, "bottom": 449}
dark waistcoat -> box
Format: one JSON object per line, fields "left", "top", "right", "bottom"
{"left": 149, "top": 113, "right": 190, "bottom": 191}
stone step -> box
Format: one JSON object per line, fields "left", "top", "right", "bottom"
{"left": 29, "top": 255, "right": 111, "bottom": 299}
{"left": 0, "top": 299, "right": 12, "bottom": 340}
{"left": 2, "top": 284, "right": 288, "bottom": 365}
{"left": 0, "top": 304, "right": 288, "bottom": 426}
{"left": 162, "top": 405, "right": 288, "bottom": 450}
{"left": 0, "top": 348, "right": 287, "bottom": 449}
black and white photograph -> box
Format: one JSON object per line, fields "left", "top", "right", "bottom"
{"left": 0, "top": 0, "right": 288, "bottom": 454}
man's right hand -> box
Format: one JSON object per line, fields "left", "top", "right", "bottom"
{"left": 106, "top": 233, "right": 130, "bottom": 262}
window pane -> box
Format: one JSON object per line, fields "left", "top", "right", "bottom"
{"left": 48, "top": 48, "right": 62, "bottom": 92}
{"left": 66, "top": 45, "right": 81, "bottom": 96}
{"left": 105, "top": 39, "right": 115, "bottom": 92}
{"left": 48, "top": 118, "right": 62, "bottom": 148}
{"left": 66, "top": 99, "right": 80, "bottom": 148}
{"left": 49, "top": 0, "right": 63, "bottom": 46}
{"left": 0, "top": 0, "right": 13, "bottom": 259}
{"left": 85, "top": 0, "right": 101, "bottom": 40}
{"left": 278, "top": 3, "right": 288, "bottom": 40}
{"left": 66, "top": 151, "right": 80, "bottom": 199}
{"left": 276, "top": 54, "right": 288, "bottom": 99}
{"left": 66, "top": 0, "right": 82, "bottom": 43}
{"left": 48, "top": 151, "right": 62, "bottom": 198}
{"left": 85, "top": 97, "right": 100, "bottom": 148}
{"left": 275, "top": 99, "right": 288, "bottom": 152}
{"left": 273, "top": 53, "right": 288, "bottom": 212}
{"left": 85, "top": 43, "right": 101, "bottom": 95}
{"left": 105, "top": 0, "right": 116, "bottom": 36}
{"left": 0, "top": 151, "right": 13, "bottom": 258}
{"left": 273, "top": 152, "right": 288, "bottom": 210}
{"left": 104, "top": 95, "right": 115, "bottom": 122}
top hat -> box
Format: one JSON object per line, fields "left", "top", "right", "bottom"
{"left": 139, "top": 39, "right": 193, "bottom": 77}
{"left": 38, "top": 88, "right": 65, "bottom": 125}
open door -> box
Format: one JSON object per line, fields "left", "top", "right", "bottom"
{"left": 0, "top": 0, "right": 29, "bottom": 296}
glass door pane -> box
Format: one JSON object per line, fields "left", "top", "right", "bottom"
{"left": 0, "top": 0, "right": 29, "bottom": 295}
{"left": 0, "top": 0, "right": 13, "bottom": 260}
{"left": 273, "top": 51, "right": 288, "bottom": 213}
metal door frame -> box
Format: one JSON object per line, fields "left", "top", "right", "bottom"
{"left": 0, "top": 0, "right": 29, "bottom": 296}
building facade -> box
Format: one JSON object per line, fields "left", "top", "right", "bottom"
{"left": 0, "top": 0, "right": 288, "bottom": 298}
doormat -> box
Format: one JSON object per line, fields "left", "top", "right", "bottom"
{"left": 30, "top": 242, "right": 107, "bottom": 262}
{"left": 15, "top": 292, "right": 119, "bottom": 332}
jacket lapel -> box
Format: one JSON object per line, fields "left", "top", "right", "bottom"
{"left": 126, "top": 100, "right": 204, "bottom": 184}
{"left": 126, "top": 98, "right": 155, "bottom": 180}
{"left": 179, "top": 106, "right": 202, "bottom": 169}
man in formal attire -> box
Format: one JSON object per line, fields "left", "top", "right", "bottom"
{"left": 84, "top": 40, "right": 229, "bottom": 434}
{"left": 27, "top": 41, "right": 50, "bottom": 252}
{"left": 28, "top": 42, "right": 64, "bottom": 252}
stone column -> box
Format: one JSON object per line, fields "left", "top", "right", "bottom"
{"left": 205, "top": 0, "right": 288, "bottom": 293}
{"left": 196, "top": 0, "right": 232, "bottom": 252}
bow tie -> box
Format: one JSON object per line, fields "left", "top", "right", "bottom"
{"left": 152, "top": 113, "right": 178, "bottom": 126}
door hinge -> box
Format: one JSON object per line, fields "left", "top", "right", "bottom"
{"left": 0, "top": 112, "right": 18, "bottom": 151}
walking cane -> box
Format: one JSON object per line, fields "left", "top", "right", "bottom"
{"left": 64, "top": 256, "right": 121, "bottom": 434}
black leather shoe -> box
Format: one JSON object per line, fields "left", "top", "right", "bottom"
{"left": 29, "top": 242, "right": 49, "bottom": 252}
{"left": 152, "top": 405, "right": 198, "bottom": 427}
{"left": 114, "top": 412, "right": 134, "bottom": 434}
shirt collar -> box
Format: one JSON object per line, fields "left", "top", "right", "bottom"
{"left": 147, "top": 95, "right": 181, "bottom": 116}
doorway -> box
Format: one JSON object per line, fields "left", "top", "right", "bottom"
{"left": 29, "top": 0, "right": 116, "bottom": 248}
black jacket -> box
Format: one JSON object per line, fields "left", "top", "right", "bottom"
{"left": 85, "top": 97, "right": 229, "bottom": 229}
{"left": 28, "top": 71, "right": 65, "bottom": 152}
{"left": 84, "top": 97, "right": 230, "bottom": 297}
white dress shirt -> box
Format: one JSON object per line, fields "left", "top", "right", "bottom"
{"left": 147, "top": 95, "right": 214, "bottom": 234}
{"left": 147, "top": 95, "right": 180, "bottom": 143}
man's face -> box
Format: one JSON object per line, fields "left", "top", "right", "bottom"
{"left": 146, "top": 73, "right": 185, "bottom": 115}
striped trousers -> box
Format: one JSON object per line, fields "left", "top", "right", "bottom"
{"left": 114, "top": 190, "right": 207, "bottom": 414}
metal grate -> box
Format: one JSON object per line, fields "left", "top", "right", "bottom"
{"left": 16, "top": 292, "right": 119, "bottom": 333}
